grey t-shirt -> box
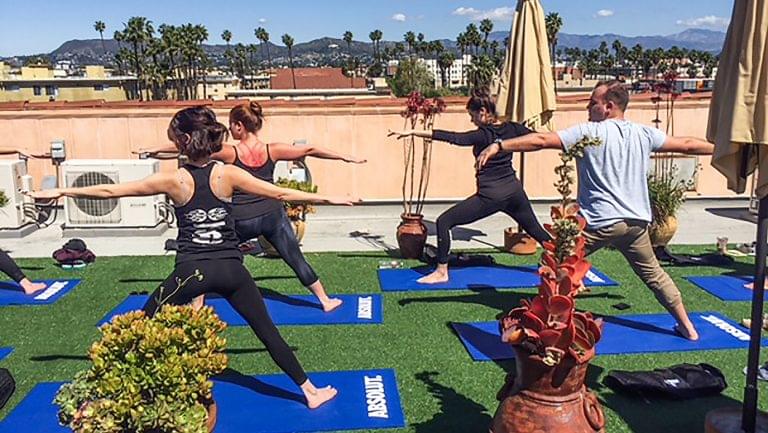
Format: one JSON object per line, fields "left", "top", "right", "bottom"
{"left": 557, "top": 119, "right": 667, "bottom": 229}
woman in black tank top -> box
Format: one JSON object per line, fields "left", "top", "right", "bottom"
{"left": 139, "top": 101, "right": 366, "bottom": 313}
{"left": 388, "top": 88, "right": 551, "bottom": 284}
{"left": 32, "top": 106, "right": 359, "bottom": 409}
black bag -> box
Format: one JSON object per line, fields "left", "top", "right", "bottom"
{"left": 0, "top": 368, "right": 15, "bottom": 410}
{"left": 63, "top": 238, "right": 87, "bottom": 252}
{"left": 604, "top": 363, "right": 727, "bottom": 400}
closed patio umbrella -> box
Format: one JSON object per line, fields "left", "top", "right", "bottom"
{"left": 707, "top": 0, "right": 768, "bottom": 431}
{"left": 495, "top": 0, "right": 556, "bottom": 253}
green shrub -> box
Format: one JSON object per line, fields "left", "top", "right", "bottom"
{"left": 276, "top": 178, "right": 317, "bottom": 220}
{"left": 648, "top": 173, "right": 692, "bottom": 222}
{"left": 55, "top": 305, "right": 228, "bottom": 433}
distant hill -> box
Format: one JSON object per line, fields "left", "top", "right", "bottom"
{"left": 1, "top": 28, "right": 725, "bottom": 67}
{"left": 487, "top": 28, "right": 725, "bottom": 53}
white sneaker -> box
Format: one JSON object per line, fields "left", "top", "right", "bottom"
{"left": 743, "top": 365, "right": 768, "bottom": 381}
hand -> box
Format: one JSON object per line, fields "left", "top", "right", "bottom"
{"left": 476, "top": 141, "right": 501, "bottom": 171}
{"left": 387, "top": 129, "right": 412, "bottom": 139}
{"left": 327, "top": 195, "right": 362, "bottom": 206}
{"left": 343, "top": 155, "right": 367, "bottom": 164}
{"left": 26, "top": 189, "right": 63, "bottom": 200}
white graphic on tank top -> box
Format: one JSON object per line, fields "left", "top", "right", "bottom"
{"left": 185, "top": 207, "right": 229, "bottom": 245}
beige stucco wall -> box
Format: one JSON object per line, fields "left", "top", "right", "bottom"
{"left": 0, "top": 97, "right": 743, "bottom": 200}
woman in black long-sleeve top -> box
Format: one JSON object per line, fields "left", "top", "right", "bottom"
{"left": 389, "top": 88, "right": 551, "bottom": 284}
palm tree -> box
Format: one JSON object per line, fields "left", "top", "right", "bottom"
{"left": 479, "top": 18, "right": 494, "bottom": 53}
{"left": 94, "top": 21, "right": 107, "bottom": 56}
{"left": 221, "top": 30, "right": 233, "bottom": 73}
{"left": 545, "top": 12, "right": 563, "bottom": 89}
{"left": 404, "top": 31, "right": 416, "bottom": 55}
{"left": 465, "top": 24, "right": 482, "bottom": 55}
{"left": 343, "top": 31, "right": 354, "bottom": 86}
{"left": 611, "top": 39, "right": 624, "bottom": 77}
{"left": 255, "top": 27, "right": 271, "bottom": 70}
{"left": 123, "top": 17, "right": 154, "bottom": 100}
{"left": 437, "top": 51, "right": 455, "bottom": 88}
{"left": 282, "top": 33, "right": 296, "bottom": 89}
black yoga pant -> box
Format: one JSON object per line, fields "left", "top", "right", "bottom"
{"left": 0, "top": 250, "right": 26, "bottom": 283}
{"left": 235, "top": 209, "right": 319, "bottom": 287}
{"left": 142, "top": 258, "right": 308, "bottom": 386}
{"left": 436, "top": 185, "right": 551, "bottom": 264}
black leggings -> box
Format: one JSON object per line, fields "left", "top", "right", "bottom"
{"left": 142, "top": 258, "right": 308, "bottom": 386}
{"left": 0, "top": 250, "right": 26, "bottom": 283}
{"left": 235, "top": 209, "right": 319, "bottom": 287}
{"left": 436, "top": 182, "right": 551, "bottom": 264}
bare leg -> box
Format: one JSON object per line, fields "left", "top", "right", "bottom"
{"left": 300, "top": 379, "right": 338, "bottom": 409}
{"left": 307, "top": 280, "right": 342, "bottom": 312}
{"left": 669, "top": 303, "right": 699, "bottom": 341}
{"left": 417, "top": 263, "right": 449, "bottom": 284}
{"left": 19, "top": 278, "right": 46, "bottom": 295}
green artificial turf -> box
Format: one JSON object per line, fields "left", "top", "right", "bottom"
{"left": 0, "top": 246, "right": 766, "bottom": 433}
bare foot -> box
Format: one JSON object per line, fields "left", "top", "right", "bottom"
{"left": 305, "top": 385, "right": 338, "bottom": 409}
{"left": 321, "top": 297, "right": 343, "bottom": 313}
{"left": 417, "top": 270, "right": 449, "bottom": 284}
{"left": 190, "top": 295, "right": 205, "bottom": 311}
{"left": 19, "top": 279, "right": 46, "bottom": 295}
{"left": 674, "top": 324, "right": 700, "bottom": 341}
{"left": 744, "top": 280, "right": 768, "bottom": 290}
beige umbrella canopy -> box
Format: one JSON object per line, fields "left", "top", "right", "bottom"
{"left": 708, "top": 0, "right": 768, "bottom": 196}
{"left": 495, "top": 0, "right": 556, "bottom": 131}
{"left": 706, "top": 1, "right": 768, "bottom": 432}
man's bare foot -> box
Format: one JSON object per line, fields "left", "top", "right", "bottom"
{"left": 321, "top": 297, "right": 343, "bottom": 313}
{"left": 674, "top": 324, "right": 700, "bottom": 341}
{"left": 417, "top": 270, "right": 449, "bottom": 284}
{"left": 304, "top": 385, "right": 338, "bottom": 409}
{"left": 19, "top": 279, "right": 46, "bottom": 295}
{"left": 190, "top": 295, "right": 205, "bottom": 311}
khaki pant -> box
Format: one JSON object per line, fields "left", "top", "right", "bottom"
{"left": 583, "top": 220, "right": 682, "bottom": 309}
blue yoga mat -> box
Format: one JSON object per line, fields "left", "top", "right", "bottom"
{"left": 686, "top": 275, "right": 758, "bottom": 301}
{"left": 0, "top": 347, "right": 12, "bottom": 361}
{"left": 378, "top": 265, "right": 617, "bottom": 292}
{"left": 0, "top": 280, "right": 80, "bottom": 306}
{"left": 452, "top": 311, "right": 766, "bottom": 361}
{"left": 0, "top": 369, "right": 406, "bottom": 433}
{"left": 98, "top": 293, "right": 383, "bottom": 326}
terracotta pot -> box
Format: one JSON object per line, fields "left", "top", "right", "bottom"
{"left": 396, "top": 213, "right": 427, "bottom": 259}
{"left": 259, "top": 219, "right": 306, "bottom": 257}
{"left": 649, "top": 215, "right": 678, "bottom": 247}
{"left": 504, "top": 229, "right": 538, "bottom": 255}
{"left": 491, "top": 346, "right": 605, "bottom": 433}
{"left": 205, "top": 399, "right": 218, "bottom": 432}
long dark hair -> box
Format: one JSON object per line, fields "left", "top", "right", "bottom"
{"left": 167, "top": 106, "right": 228, "bottom": 160}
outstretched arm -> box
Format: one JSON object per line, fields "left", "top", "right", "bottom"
{"left": 657, "top": 136, "right": 714, "bottom": 155}
{"left": 269, "top": 142, "right": 366, "bottom": 164}
{"left": 226, "top": 165, "right": 360, "bottom": 205}
{"left": 388, "top": 128, "right": 486, "bottom": 147}
{"left": 29, "top": 172, "right": 173, "bottom": 200}
{"left": 476, "top": 132, "right": 562, "bottom": 169}
{"left": 134, "top": 143, "right": 237, "bottom": 163}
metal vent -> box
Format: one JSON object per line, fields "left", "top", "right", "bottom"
{"left": 66, "top": 171, "right": 121, "bottom": 224}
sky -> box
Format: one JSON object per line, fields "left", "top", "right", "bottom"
{"left": 0, "top": 0, "right": 735, "bottom": 57}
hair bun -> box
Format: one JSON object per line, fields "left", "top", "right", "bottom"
{"left": 248, "top": 101, "right": 263, "bottom": 117}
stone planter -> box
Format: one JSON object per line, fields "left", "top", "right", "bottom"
{"left": 649, "top": 215, "right": 678, "bottom": 247}
{"left": 396, "top": 213, "right": 427, "bottom": 259}
{"left": 491, "top": 347, "right": 605, "bottom": 433}
{"left": 504, "top": 228, "right": 538, "bottom": 255}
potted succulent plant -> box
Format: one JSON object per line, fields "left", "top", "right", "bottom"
{"left": 491, "top": 136, "right": 606, "bottom": 433}
{"left": 258, "top": 177, "right": 317, "bottom": 256}
{"left": 55, "top": 305, "right": 228, "bottom": 433}
{"left": 396, "top": 91, "right": 446, "bottom": 259}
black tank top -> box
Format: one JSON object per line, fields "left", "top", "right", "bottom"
{"left": 175, "top": 163, "right": 242, "bottom": 264}
{"left": 231, "top": 145, "right": 283, "bottom": 220}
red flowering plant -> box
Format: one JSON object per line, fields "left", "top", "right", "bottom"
{"left": 499, "top": 135, "right": 603, "bottom": 367}
{"left": 399, "top": 91, "right": 446, "bottom": 216}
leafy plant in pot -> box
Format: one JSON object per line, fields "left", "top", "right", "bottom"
{"left": 55, "top": 304, "right": 228, "bottom": 433}
{"left": 258, "top": 178, "right": 317, "bottom": 257}
{"left": 491, "top": 135, "right": 606, "bottom": 433}
{"left": 396, "top": 91, "right": 446, "bottom": 259}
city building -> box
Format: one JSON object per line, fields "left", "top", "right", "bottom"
{"left": 420, "top": 54, "right": 473, "bottom": 89}
{"left": 0, "top": 63, "right": 135, "bottom": 102}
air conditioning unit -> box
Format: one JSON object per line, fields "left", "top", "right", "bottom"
{"left": 62, "top": 160, "right": 164, "bottom": 228}
{"left": 0, "top": 159, "right": 34, "bottom": 229}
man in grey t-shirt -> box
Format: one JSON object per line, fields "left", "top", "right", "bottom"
{"left": 478, "top": 80, "right": 713, "bottom": 341}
